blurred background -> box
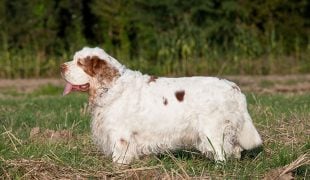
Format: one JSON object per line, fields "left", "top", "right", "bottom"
{"left": 1, "top": 1, "right": 310, "bottom": 178}
{"left": 0, "top": 0, "right": 309, "bottom": 78}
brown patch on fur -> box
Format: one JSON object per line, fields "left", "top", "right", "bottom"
{"left": 120, "top": 138, "right": 128, "bottom": 146}
{"left": 77, "top": 56, "right": 120, "bottom": 81}
{"left": 175, "top": 90, "right": 185, "bottom": 102}
{"left": 60, "top": 63, "right": 68, "bottom": 73}
{"left": 163, "top": 97, "right": 168, "bottom": 105}
{"left": 147, "top": 76, "right": 158, "bottom": 84}
{"left": 132, "top": 131, "right": 138, "bottom": 136}
{"left": 77, "top": 56, "right": 120, "bottom": 106}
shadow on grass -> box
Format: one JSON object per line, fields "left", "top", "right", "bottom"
{"left": 241, "top": 146, "right": 264, "bottom": 160}
{"left": 154, "top": 146, "right": 264, "bottom": 163}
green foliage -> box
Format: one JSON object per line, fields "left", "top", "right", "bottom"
{"left": 0, "top": 0, "right": 309, "bottom": 77}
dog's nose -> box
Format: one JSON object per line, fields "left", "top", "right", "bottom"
{"left": 60, "top": 63, "right": 68, "bottom": 73}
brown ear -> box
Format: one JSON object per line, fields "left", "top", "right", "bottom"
{"left": 78, "top": 56, "right": 120, "bottom": 82}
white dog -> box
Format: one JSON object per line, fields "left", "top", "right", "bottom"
{"left": 61, "top": 47, "right": 262, "bottom": 164}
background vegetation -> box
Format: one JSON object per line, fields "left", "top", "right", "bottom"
{"left": 0, "top": 0, "right": 309, "bottom": 77}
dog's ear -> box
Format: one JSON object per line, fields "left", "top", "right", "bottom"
{"left": 78, "top": 56, "right": 120, "bottom": 82}
{"left": 78, "top": 56, "right": 104, "bottom": 76}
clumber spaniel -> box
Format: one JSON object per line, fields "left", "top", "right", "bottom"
{"left": 61, "top": 47, "right": 262, "bottom": 164}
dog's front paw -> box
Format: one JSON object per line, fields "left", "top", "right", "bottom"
{"left": 112, "top": 154, "right": 134, "bottom": 165}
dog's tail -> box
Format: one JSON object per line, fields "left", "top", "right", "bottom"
{"left": 238, "top": 112, "right": 263, "bottom": 150}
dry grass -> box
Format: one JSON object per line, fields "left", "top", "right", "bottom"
{"left": 0, "top": 76, "right": 309, "bottom": 179}
{"left": 1, "top": 157, "right": 214, "bottom": 179}
{"left": 263, "top": 153, "right": 310, "bottom": 180}
{"left": 3, "top": 154, "right": 308, "bottom": 179}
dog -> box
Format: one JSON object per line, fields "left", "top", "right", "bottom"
{"left": 61, "top": 47, "right": 262, "bottom": 164}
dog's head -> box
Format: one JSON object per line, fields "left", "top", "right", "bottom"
{"left": 61, "top": 47, "right": 125, "bottom": 100}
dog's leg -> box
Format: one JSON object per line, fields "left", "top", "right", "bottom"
{"left": 111, "top": 138, "right": 137, "bottom": 164}
{"left": 195, "top": 116, "right": 226, "bottom": 161}
{"left": 196, "top": 135, "right": 226, "bottom": 162}
{"left": 222, "top": 121, "right": 243, "bottom": 160}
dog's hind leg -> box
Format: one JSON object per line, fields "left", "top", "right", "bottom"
{"left": 222, "top": 121, "right": 243, "bottom": 159}
{"left": 196, "top": 132, "right": 226, "bottom": 162}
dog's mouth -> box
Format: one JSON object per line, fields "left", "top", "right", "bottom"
{"left": 63, "top": 82, "right": 90, "bottom": 96}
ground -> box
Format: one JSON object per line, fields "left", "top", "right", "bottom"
{"left": 0, "top": 75, "right": 309, "bottom": 179}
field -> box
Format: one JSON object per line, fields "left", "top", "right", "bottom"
{"left": 0, "top": 76, "right": 309, "bottom": 179}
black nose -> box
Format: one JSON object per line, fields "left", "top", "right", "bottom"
{"left": 60, "top": 63, "right": 68, "bottom": 73}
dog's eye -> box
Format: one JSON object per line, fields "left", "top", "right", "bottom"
{"left": 77, "top": 60, "right": 84, "bottom": 66}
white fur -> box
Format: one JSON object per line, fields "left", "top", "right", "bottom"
{"left": 62, "top": 47, "right": 263, "bottom": 164}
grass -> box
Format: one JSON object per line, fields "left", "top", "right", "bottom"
{"left": 0, "top": 85, "right": 309, "bottom": 179}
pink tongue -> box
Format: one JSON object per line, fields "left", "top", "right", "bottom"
{"left": 63, "top": 83, "right": 73, "bottom": 96}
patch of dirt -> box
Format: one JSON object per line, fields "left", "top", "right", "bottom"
{"left": 224, "top": 74, "right": 310, "bottom": 93}
{"left": 30, "top": 127, "right": 73, "bottom": 143}
{"left": 0, "top": 74, "right": 310, "bottom": 94}
{"left": 0, "top": 78, "right": 65, "bottom": 93}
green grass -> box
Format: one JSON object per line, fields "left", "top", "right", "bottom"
{"left": 0, "top": 85, "right": 309, "bottom": 178}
